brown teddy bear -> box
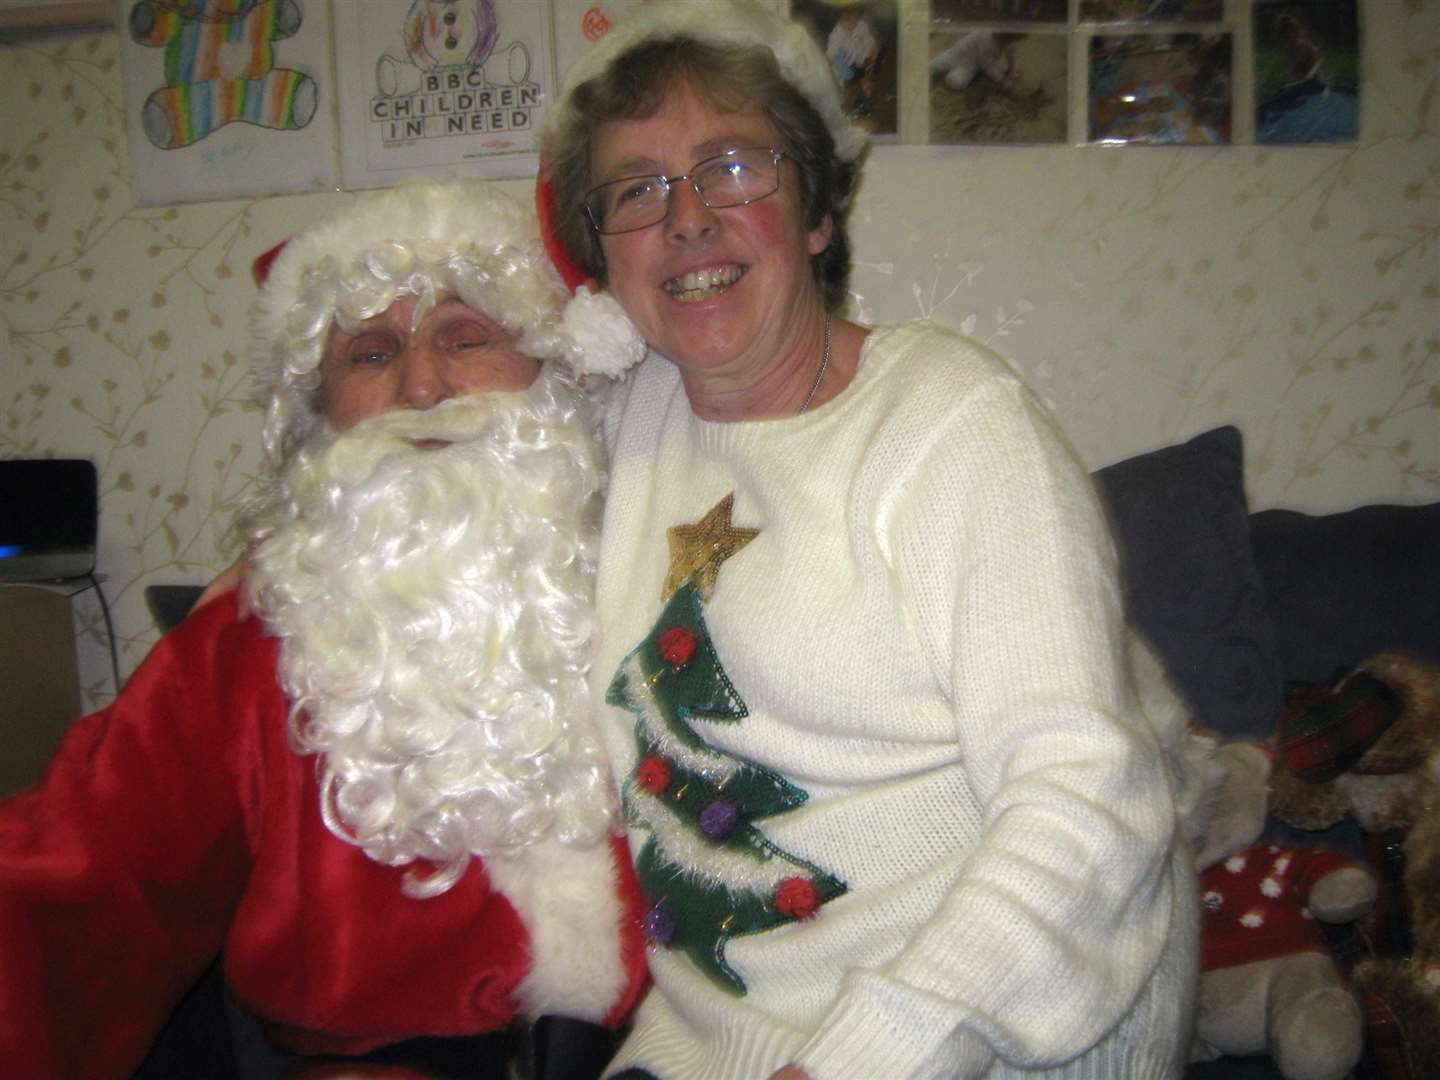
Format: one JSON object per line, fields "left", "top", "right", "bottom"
{"left": 1269, "top": 652, "right": 1440, "bottom": 1078}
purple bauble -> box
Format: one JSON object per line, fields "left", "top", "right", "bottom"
{"left": 699, "top": 798, "right": 739, "bottom": 840}
{"left": 643, "top": 902, "right": 676, "bottom": 946}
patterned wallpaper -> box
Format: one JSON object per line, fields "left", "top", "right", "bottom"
{"left": 1, "top": 2, "right": 1436, "bottom": 707}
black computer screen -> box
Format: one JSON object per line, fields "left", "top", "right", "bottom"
{"left": 0, "top": 459, "right": 98, "bottom": 556}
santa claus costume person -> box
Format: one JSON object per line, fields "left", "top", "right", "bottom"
{"left": 0, "top": 179, "right": 648, "bottom": 1078}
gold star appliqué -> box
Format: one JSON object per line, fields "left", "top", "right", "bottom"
{"left": 661, "top": 492, "right": 760, "bottom": 601}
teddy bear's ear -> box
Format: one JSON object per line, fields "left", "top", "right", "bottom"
{"left": 1269, "top": 767, "right": 1349, "bottom": 831}
{"left": 1353, "top": 652, "right": 1440, "bottom": 775}
{"left": 1277, "top": 671, "right": 1401, "bottom": 782}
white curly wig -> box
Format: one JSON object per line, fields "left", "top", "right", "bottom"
{"left": 254, "top": 178, "right": 643, "bottom": 465}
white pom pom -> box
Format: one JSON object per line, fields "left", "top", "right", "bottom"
{"left": 561, "top": 289, "right": 647, "bottom": 379}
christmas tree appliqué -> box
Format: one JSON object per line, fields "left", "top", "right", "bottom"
{"left": 606, "top": 494, "right": 846, "bottom": 995}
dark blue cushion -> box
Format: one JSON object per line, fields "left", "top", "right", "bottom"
{"left": 1094, "top": 426, "right": 1281, "bottom": 739}
{"left": 1250, "top": 502, "right": 1440, "bottom": 682}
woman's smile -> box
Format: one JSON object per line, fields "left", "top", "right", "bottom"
{"left": 662, "top": 263, "right": 747, "bottom": 302}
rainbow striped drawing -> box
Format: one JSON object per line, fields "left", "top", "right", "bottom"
{"left": 128, "top": 0, "right": 318, "bottom": 150}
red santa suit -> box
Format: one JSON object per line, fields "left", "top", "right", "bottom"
{"left": 0, "top": 591, "right": 648, "bottom": 1078}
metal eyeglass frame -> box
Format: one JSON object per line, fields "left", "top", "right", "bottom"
{"left": 583, "top": 147, "right": 786, "bottom": 235}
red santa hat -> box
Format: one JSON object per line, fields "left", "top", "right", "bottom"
{"left": 251, "top": 178, "right": 644, "bottom": 465}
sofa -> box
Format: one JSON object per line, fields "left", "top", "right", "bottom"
{"left": 1094, "top": 424, "right": 1440, "bottom": 1080}
{"left": 132, "top": 424, "right": 1439, "bottom": 1077}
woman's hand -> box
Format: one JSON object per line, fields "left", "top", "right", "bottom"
{"left": 768, "top": 1067, "right": 813, "bottom": 1080}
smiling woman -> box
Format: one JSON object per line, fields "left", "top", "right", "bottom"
{"left": 585, "top": 84, "right": 837, "bottom": 419}
{"left": 540, "top": 3, "right": 1202, "bottom": 1079}
{"left": 544, "top": 10, "right": 866, "bottom": 421}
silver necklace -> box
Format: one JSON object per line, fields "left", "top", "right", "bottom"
{"left": 796, "top": 314, "right": 832, "bottom": 415}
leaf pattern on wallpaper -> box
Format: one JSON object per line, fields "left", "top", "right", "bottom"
{"left": 2, "top": 34, "right": 268, "bottom": 709}
{"left": 1, "top": 5, "right": 1437, "bottom": 712}
{"left": 848, "top": 4, "right": 1437, "bottom": 509}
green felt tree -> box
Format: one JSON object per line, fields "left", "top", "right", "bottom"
{"left": 607, "top": 581, "right": 847, "bottom": 996}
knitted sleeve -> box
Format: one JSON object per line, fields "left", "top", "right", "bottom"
{"left": 793, "top": 376, "right": 1182, "bottom": 1079}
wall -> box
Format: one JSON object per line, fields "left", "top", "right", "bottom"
{"left": 1, "top": 2, "right": 1436, "bottom": 706}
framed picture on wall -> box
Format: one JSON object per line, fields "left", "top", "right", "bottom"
{"left": 1089, "top": 32, "right": 1231, "bottom": 145}
{"left": 334, "top": 0, "right": 553, "bottom": 190}
{"left": 928, "top": 28, "right": 1067, "bottom": 145}
{"left": 1254, "top": 0, "right": 1359, "bottom": 145}
{"left": 119, "top": 0, "right": 339, "bottom": 205}
{"left": 790, "top": 0, "right": 899, "bottom": 139}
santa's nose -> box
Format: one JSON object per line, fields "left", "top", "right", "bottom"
{"left": 397, "top": 346, "right": 450, "bottom": 410}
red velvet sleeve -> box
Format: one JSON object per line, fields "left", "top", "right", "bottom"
{"left": 0, "top": 591, "right": 271, "bottom": 1077}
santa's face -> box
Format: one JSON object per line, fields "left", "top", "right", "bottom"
{"left": 318, "top": 295, "right": 540, "bottom": 435}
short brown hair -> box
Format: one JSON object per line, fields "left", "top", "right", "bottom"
{"left": 543, "top": 37, "right": 862, "bottom": 312}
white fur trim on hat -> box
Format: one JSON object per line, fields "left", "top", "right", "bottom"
{"left": 253, "top": 178, "right": 643, "bottom": 463}
{"left": 553, "top": 0, "right": 868, "bottom": 166}
{"left": 562, "top": 288, "right": 649, "bottom": 379}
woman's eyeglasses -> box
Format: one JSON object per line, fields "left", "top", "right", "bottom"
{"left": 583, "top": 147, "right": 785, "bottom": 235}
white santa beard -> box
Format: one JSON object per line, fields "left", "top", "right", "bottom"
{"left": 247, "top": 371, "right": 616, "bottom": 897}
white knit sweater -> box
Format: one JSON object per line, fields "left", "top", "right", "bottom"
{"left": 593, "top": 321, "right": 1198, "bottom": 1079}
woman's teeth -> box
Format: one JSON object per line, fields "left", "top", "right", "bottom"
{"left": 664, "top": 265, "right": 744, "bottom": 301}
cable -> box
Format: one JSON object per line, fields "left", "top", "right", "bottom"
{"left": 84, "top": 570, "right": 121, "bottom": 699}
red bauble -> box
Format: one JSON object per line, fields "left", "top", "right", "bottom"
{"left": 658, "top": 626, "right": 699, "bottom": 668}
{"left": 635, "top": 755, "right": 672, "bottom": 794}
{"left": 773, "top": 877, "right": 821, "bottom": 920}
